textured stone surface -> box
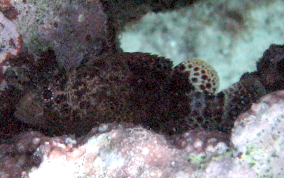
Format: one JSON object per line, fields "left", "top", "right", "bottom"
{"left": 232, "top": 90, "right": 284, "bottom": 177}
{"left": 10, "top": 0, "right": 110, "bottom": 68}
{"left": 0, "top": 125, "right": 230, "bottom": 177}
{"left": 2, "top": 88, "right": 284, "bottom": 178}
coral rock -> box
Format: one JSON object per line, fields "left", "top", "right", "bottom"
{"left": 5, "top": 119, "right": 283, "bottom": 177}
{"left": 0, "top": 11, "right": 22, "bottom": 84}
{"left": 0, "top": 12, "right": 21, "bottom": 63}
{"left": 232, "top": 90, "right": 284, "bottom": 177}
{"left": 4, "top": 85, "right": 284, "bottom": 177}
{"left": 256, "top": 44, "right": 284, "bottom": 92}
{"left": 8, "top": 0, "right": 110, "bottom": 68}
{"left": 0, "top": 125, "right": 232, "bottom": 177}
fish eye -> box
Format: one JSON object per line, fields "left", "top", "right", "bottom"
{"left": 42, "top": 87, "right": 54, "bottom": 101}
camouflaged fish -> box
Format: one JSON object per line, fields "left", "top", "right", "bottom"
{"left": 8, "top": 51, "right": 267, "bottom": 136}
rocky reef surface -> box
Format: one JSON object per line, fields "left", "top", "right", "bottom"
{"left": 0, "top": 0, "right": 284, "bottom": 177}
{"left": 2, "top": 90, "right": 284, "bottom": 177}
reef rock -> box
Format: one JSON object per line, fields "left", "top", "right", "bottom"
{"left": 0, "top": 124, "right": 230, "bottom": 177}
{"left": 2, "top": 90, "right": 284, "bottom": 177}
{"left": 2, "top": 0, "right": 196, "bottom": 69}
{"left": 231, "top": 90, "right": 284, "bottom": 177}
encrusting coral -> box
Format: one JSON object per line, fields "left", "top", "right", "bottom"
{"left": 232, "top": 90, "right": 284, "bottom": 177}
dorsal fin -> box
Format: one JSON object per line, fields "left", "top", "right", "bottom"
{"left": 175, "top": 58, "right": 219, "bottom": 95}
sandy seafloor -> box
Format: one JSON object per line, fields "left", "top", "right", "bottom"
{"left": 120, "top": 0, "right": 284, "bottom": 91}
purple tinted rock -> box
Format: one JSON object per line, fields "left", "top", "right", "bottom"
{"left": 232, "top": 90, "right": 284, "bottom": 177}
{"left": 26, "top": 125, "right": 230, "bottom": 177}
{"left": 8, "top": 0, "right": 109, "bottom": 69}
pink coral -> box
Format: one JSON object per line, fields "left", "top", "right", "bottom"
{"left": 0, "top": 124, "right": 230, "bottom": 177}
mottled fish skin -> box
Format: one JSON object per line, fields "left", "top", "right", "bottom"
{"left": 168, "top": 64, "right": 267, "bottom": 134}
{"left": 15, "top": 54, "right": 135, "bottom": 135}
{"left": 13, "top": 52, "right": 267, "bottom": 136}
{"left": 182, "top": 78, "right": 266, "bottom": 133}
{"left": 174, "top": 58, "right": 220, "bottom": 95}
